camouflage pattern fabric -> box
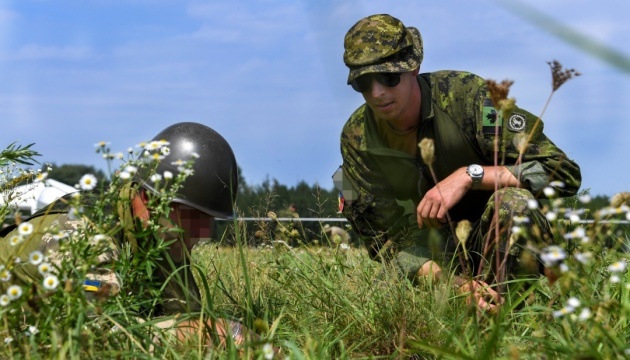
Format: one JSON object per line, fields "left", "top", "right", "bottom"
{"left": 338, "top": 70, "right": 581, "bottom": 277}
{"left": 393, "top": 187, "right": 551, "bottom": 281}
{"left": 344, "top": 14, "right": 423, "bottom": 84}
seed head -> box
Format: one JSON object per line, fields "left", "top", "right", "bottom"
{"left": 548, "top": 60, "right": 581, "bottom": 91}
{"left": 455, "top": 220, "right": 472, "bottom": 244}
{"left": 486, "top": 79, "right": 514, "bottom": 109}
{"left": 418, "top": 138, "right": 435, "bottom": 165}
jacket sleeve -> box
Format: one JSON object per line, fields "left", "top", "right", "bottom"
{"left": 472, "top": 83, "right": 582, "bottom": 198}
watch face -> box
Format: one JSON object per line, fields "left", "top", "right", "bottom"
{"left": 468, "top": 164, "right": 483, "bottom": 176}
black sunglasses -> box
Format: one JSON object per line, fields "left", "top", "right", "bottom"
{"left": 350, "top": 72, "right": 402, "bottom": 93}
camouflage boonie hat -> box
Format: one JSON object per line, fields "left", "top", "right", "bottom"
{"left": 344, "top": 14, "right": 423, "bottom": 84}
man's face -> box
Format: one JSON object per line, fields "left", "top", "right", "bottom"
{"left": 161, "top": 203, "right": 214, "bottom": 263}
{"left": 358, "top": 70, "right": 419, "bottom": 122}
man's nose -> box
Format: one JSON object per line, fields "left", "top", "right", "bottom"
{"left": 369, "top": 77, "right": 386, "bottom": 97}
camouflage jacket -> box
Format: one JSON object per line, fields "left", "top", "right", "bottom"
{"left": 338, "top": 70, "right": 582, "bottom": 260}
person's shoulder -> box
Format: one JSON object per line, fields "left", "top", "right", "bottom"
{"left": 422, "top": 70, "right": 485, "bottom": 89}
{"left": 344, "top": 104, "right": 368, "bottom": 128}
{"left": 341, "top": 104, "right": 369, "bottom": 139}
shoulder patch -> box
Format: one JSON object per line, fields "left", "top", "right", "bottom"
{"left": 482, "top": 99, "right": 502, "bottom": 135}
{"left": 507, "top": 114, "right": 526, "bottom": 132}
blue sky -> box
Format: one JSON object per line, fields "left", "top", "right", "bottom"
{"left": 1, "top": 0, "right": 628, "bottom": 197}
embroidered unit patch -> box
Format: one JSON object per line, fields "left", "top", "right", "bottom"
{"left": 507, "top": 114, "right": 526, "bottom": 132}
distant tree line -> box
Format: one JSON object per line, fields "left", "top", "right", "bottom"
{"left": 45, "top": 163, "right": 343, "bottom": 245}
{"left": 45, "top": 164, "right": 617, "bottom": 246}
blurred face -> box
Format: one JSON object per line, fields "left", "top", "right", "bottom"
{"left": 164, "top": 203, "right": 214, "bottom": 263}
{"left": 132, "top": 190, "right": 215, "bottom": 263}
{"left": 357, "top": 70, "right": 420, "bottom": 123}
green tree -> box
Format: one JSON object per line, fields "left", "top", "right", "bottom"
{"left": 45, "top": 163, "right": 108, "bottom": 188}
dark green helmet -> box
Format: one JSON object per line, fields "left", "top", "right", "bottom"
{"left": 141, "top": 122, "right": 238, "bottom": 218}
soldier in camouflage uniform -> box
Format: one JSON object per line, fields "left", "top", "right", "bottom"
{"left": 334, "top": 14, "right": 581, "bottom": 311}
{"left": 0, "top": 122, "right": 261, "bottom": 349}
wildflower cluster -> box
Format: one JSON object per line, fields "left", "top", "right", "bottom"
{"left": 0, "top": 138, "right": 203, "bottom": 357}
{"left": 524, "top": 187, "right": 629, "bottom": 333}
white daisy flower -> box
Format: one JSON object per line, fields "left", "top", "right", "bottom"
{"left": 546, "top": 212, "right": 557, "bottom": 222}
{"left": 26, "top": 325, "right": 38, "bottom": 336}
{"left": 29, "top": 250, "right": 44, "bottom": 265}
{"left": 578, "top": 194, "right": 591, "bottom": 204}
{"left": 92, "top": 234, "right": 108, "bottom": 242}
{"left": 339, "top": 243, "right": 350, "bottom": 251}
{"left": 540, "top": 246, "right": 566, "bottom": 266}
{"left": 552, "top": 306, "right": 575, "bottom": 318}
{"left": 68, "top": 206, "right": 84, "bottom": 220}
{"left": 578, "top": 307, "right": 592, "bottom": 321}
{"left": 94, "top": 141, "right": 110, "bottom": 148}
{"left": 543, "top": 187, "right": 556, "bottom": 197}
{"left": 18, "top": 222, "right": 34, "bottom": 236}
{"left": 3, "top": 336, "right": 13, "bottom": 344}
{"left": 527, "top": 199, "right": 539, "bottom": 210}
{"left": 512, "top": 216, "right": 530, "bottom": 224}
{"left": 124, "top": 165, "right": 138, "bottom": 174}
{"left": 262, "top": 343, "right": 274, "bottom": 360}
{"left": 7, "top": 285, "right": 22, "bottom": 300}
{"left": 161, "top": 147, "right": 171, "bottom": 156}
{"left": 0, "top": 295, "right": 9, "bottom": 306}
{"left": 608, "top": 261, "right": 627, "bottom": 273}
{"left": 564, "top": 227, "right": 586, "bottom": 240}
{"left": 147, "top": 152, "right": 165, "bottom": 162}
{"left": 179, "top": 168, "right": 193, "bottom": 176}
{"left": 51, "top": 231, "right": 68, "bottom": 241}
{"left": 144, "top": 141, "right": 163, "bottom": 151}
{"left": 568, "top": 213, "right": 581, "bottom": 222}
{"left": 163, "top": 171, "right": 173, "bottom": 180}
{"left": 78, "top": 174, "right": 97, "bottom": 190}
{"left": 150, "top": 173, "right": 162, "bottom": 183}
{"left": 34, "top": 172, "right": 48, "bottom": 183}
{"left": 567, "top": 297, "right": 580, "bottom": 308}
{"left": 43, "top": 274, "right": 60, "bottom": 290}
{"left": 118, "top": 171, "right": 131, "bottom": 180}
{"left": 38, "top": 262, "right": 52, "bottom": 275}
{"left": 9, "top": 235, "right": 23, "bottom": 246}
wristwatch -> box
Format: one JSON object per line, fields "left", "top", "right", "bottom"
{"left": 466, "top": 164, "right": 484, "bottom": 190}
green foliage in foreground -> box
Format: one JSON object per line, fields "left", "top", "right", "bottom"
{"left": 0, "top": 140, "right": 629, "bottom": 359}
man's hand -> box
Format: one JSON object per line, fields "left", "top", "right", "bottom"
{"left": 417, "top": 261, "right": 503, "bottom": 314}
{"left": 417, "top": 167, "right": 471, "bottom": 229}
{"left": 457, "top": 278, "right": 503, "bottom": 314}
